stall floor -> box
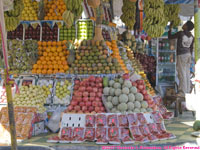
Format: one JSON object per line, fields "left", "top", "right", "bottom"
{"left": 1, "top": 111, "right": 199, "bottom": 150}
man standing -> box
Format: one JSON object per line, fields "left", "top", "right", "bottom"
{"left": 168, "top": 21, "right": 194, "bottom": 97}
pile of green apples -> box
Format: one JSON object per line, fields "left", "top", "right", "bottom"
{"left": 59, "top": 25, "right": 76, "bottom": 41}
{"left": 37, "top": 79, "right": 54, "bottom": 104}
{"left": 77, "top": 20, "right": 93, "bottom": 40}
{"left": 13, "top": 85, "right": 46, "bottom": 113}
{"left": 54, "top": 80, "right": 72, "bottom": 105}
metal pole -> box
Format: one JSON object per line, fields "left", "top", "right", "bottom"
{"left": 0, "top": 0, "right": 17, "bottom": 149}
{"left": 194, "top": 0, "right": 200, "bottom": 61}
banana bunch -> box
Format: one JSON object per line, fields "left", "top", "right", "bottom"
{"left": 164, "top": 4, "right": 181, "bottom": 27}
{"left": 143, "top": 0, "right": 166, "bottom": 38}
{"left": 64, "top": 0, "right": 83, "bottom": 20}
{"left": 120, "top": 0, "right": 136, "bottom": 30}
{"left": 4, "top": 0, "right": 24, "bottom": 31}
{"left": 62, "top": 10, "right": 75, "bottom": 29}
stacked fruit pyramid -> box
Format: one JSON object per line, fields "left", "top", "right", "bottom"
{"left": 68, "top": 40, "right": 123, "bottom": 75}
{"left": 77, "top": 20, "right": 94, "bottom": 40}
{"left": 106, "top": 41, "right": 129, "bottom": 74}
{"left": 59, "top": 25, "right": 76, "bottom": 41}
{"left": 21, "top": 0, "right": 38, "bottom": 21}
{"left": 44, "top": 0, "right": 67, "bottom": 20}
{"left": 32, "top": 41, "right": 69, "bottom": 74}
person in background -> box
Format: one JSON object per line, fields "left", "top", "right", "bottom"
{"left": 168, "top": 21, "right": 194, "bottom": 97}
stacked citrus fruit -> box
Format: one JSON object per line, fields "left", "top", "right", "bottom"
{"left": 21, "top": 0, "right": 38, "bottom": 21}
{"left": 44, "top": 0, "right": 67, "bottom": 20}
{"left": 32, "top": 41, "right": 69, "bottom": 74}
{"left": 106, "top": 40, "right": 129, "bottom": 74}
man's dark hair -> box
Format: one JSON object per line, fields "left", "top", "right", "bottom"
{"left": 186, "top": 21, "right": 194, "bottom": 31}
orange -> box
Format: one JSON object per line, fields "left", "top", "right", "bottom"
{"left": 58, "top": 5, "right": 62, "bottom": 10}
{"left": 33, "top": 64, "right": 38, "bottom": 69}
{"left": 42, "top": 69, "right": 47, "bottom": 74}
{"left": 57, "top": 61, "right": 62, "bottom": 65}
{"left": 51, "top": 47, "right": 57, "bottom": 52}
{"left": 55, "top": 56, "right": 60, "bottom": 60}
{"left": 62, "top": 61, "right": 67, "bottom": 65}
{"left": 53, "top": 64, "right": 58, "bottom": 69}
{"left": 38, "top": 41, "right": 42, "bottom": 46}
{"left": 32, "top": 69, "right": 37, "bottom": 74}
{"left": 48, "top": 52, "right": 53, "bottom": 57}
{"left": 37, "top": 69, "right": 42, "bottom": 74}
{"left": 62, "top": 45, "right": 67, "bottom": 50}
{"left": 61, "top": 57, "right": 66, "bottom": 61}
{"left": 43, "top": 52, "right": 48, "bottom": 56}
{"left": 62, "top": 5, "right": 66, "bottom": 10}
{"left": 47, "top": 41, "right": 52, "bottom": 46}
{"left": 58, "top": 65, "right": 63, "bottom": 70}
{"left": 59, "top": 52, "right": 64, "bottom": 57}
{"left": 51, "top": 4, "right": 56, "bottom": 9}
{"left": 42, "top": 41, "right": 47, "bottom": 47}
{"left": 62, "top": 40, "right": 67, "bottom": 45}
{"left": 59, "top": 69, "right": 65, "bottom": 73}
{"left": 47, "top": 13, "right": 51, "bottom": 17}
{"left": 40, "top": 56, "right": 45, "bottom": 61}
{"left": 64, "top": 65, "right": 69, "bottom": 71}
{"left": 48, "top": 64, "right": 53, "bottom": 69}
{"left": 49, "top": 16, "right": 53, "bottom": 20}
{"left": 53, "top": 16, "right": 58, "bottom": 20}
{"left": 43, "top": 65, "right": 48, "bottom": 69}
{"left": 46, "top": 48, "right": 51, "bottom": 53}
{"left": 58, "top": 16, "right": 63, "bottom": 20}
{"left": 37, "top": 60, "right": 42, "bottom": 65}
{"left": 56, "top": 47, "right": 62, "bottom": 52}
{"left": 57, "top": 41, "right": 62, "bottom": 46}
{"left": 52, "top": 41, "right": 57, "bottom": 46}
{"left": 53, "top": 52, "right": 58, "bottom": 57}
{"left": 45, "top": 57, "right": 50, "bottom": 61}
{"left": 53, "top": 69, "right": 58, "bottom": 74}
{"left": 52, "top": 60, "right": 57, "bottom": 65}
{"left": 38, "top": 51, "right": 43, "bottom": 56}
{"left": 42, "top": 61, "right": 47, "bottom": 65}
{"left": 49, "top": 9, "right": 54, "bottom": 13}
{"left": 38, "top": 46, "right": 43, "bottom": 51}
{"left": 50, "top": 56, "right": 55, "bottom": 60}
{"left": 47, "top": 69, "right": 53, "bottom": 74}
{"left": 47, "top": 61, "right": 52, "bottom": 65}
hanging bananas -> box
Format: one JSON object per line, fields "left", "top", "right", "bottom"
{"left": 120, "top": 0, "right": 136, "bottom": 30}
{"left": 143, "top": 0, "right": 166, "bottom": 38}
{"left": 164, "top": 4, "right": 181, "bottom": 27}
{"left": 4, "top": 0, "right": 24, "bottom": 32}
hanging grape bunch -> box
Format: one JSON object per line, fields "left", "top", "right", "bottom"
{"left": 143, "top": 0, "right": 166, "bottom": 38}
{"left": 164, "top": 4, "right": 181, "bottom": 28}
{"left": 120, "top": 0, "right": 136, "bottom": 30}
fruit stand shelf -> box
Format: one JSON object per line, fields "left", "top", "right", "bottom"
{"left": 158, "top": 62, "right": 176, "bottom": 65}
{"left": 159, "top": 50, "right": 176, "bottom": 53}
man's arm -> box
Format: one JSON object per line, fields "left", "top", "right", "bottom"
{"left": 190, "top": 38, "right": 194, "bottom": 54}
{"left": 168, "top": 29, "right": 180, "bottom": 39}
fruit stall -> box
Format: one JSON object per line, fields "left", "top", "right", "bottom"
{"left": 0, "top": 0, "right": 188, "bottom": 147}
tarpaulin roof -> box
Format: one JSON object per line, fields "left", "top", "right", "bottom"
{"left": 164, "top": 0, "right": 194, "bottom": 4}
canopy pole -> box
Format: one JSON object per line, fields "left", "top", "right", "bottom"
{"left": 0, "top": 0, "right": 17, "bottom": 149}
{"left": 194, "top": 0, "right": 200, "bottom": 61}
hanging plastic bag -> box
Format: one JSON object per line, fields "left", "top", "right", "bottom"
{"left": 47, "top": 106, "right": 65, "bottom": 133}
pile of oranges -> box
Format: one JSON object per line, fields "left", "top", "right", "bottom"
{"left": 44, "top": 0, "right": 67, "bottom": 20}
{"left": 32, "top": 40, "right": 69, "bottom": 74}
{"left": 106, "top": 41, "right": 129, "bottom": 74}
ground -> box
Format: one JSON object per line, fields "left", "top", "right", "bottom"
{"left": 0, "top": 111, "right": 199, "bottom": 150}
